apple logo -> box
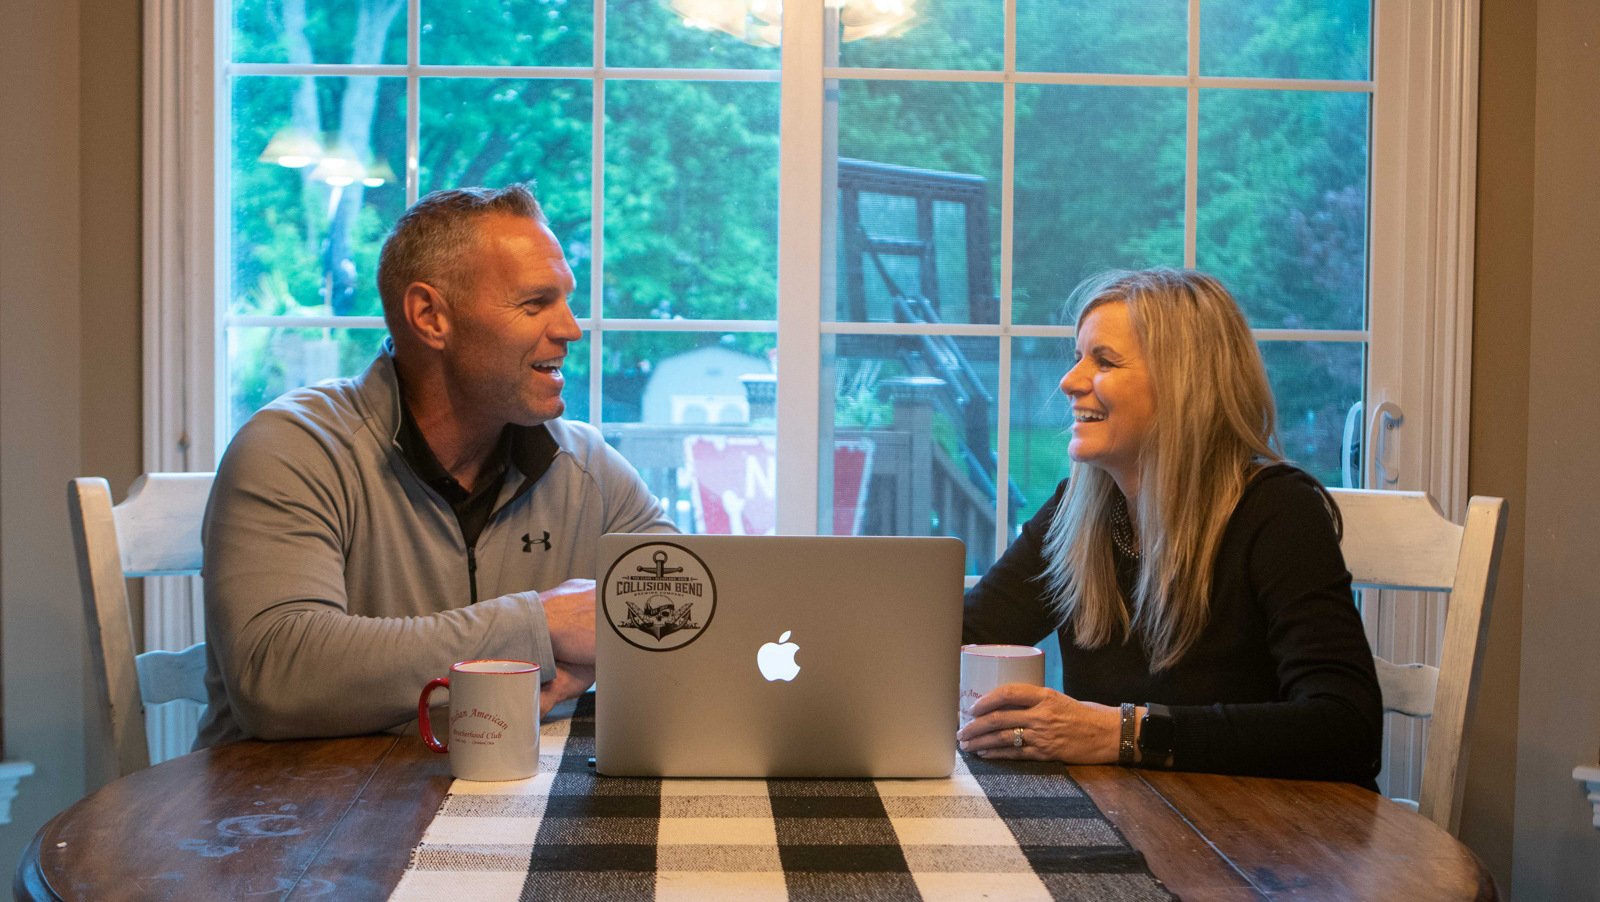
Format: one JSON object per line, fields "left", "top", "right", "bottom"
{"left": 757, "top": 630, "right": 801, "bottom": 682}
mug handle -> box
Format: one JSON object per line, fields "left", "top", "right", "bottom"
{"left": 418, "top": 676, "right": 450, "bottom": 753}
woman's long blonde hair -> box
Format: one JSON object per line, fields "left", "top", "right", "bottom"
{"left": 1040, "top": 269, "right": 1282, "bottom": 671}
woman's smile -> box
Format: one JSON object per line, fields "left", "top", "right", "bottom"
{"left": 1059, "top": 301, "right": 1156, "bottom": 497}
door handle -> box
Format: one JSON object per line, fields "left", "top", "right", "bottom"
{"left": 1367, "top": 401, "right": 1404, "bottom": 487}
{"left": 1341, "top": 400, "right": 1363, "bottom": 489}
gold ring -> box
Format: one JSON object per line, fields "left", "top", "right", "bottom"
{"left": 1012, "top": 727, "right": 1025, "bottom": 748}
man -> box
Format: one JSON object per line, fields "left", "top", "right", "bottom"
{"left": 196, "top": 185, "right": 674, "bottom": 746}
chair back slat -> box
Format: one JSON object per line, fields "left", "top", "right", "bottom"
{"left": 115, "top": 472, "right": 211, "bottom": 576}
{"left": 136, "top": 643, "right": 209, "bottom": 706}
{"left": 1372, "top": 657, "right": 1439, "bottom": 718}
{"left": 1331, "top": 489, "right": 1463, "bottom": 591}
{"left": 1328, "top": 488, "right": 1507, "bottom": 837}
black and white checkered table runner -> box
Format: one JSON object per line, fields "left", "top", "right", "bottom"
{"left": 393, "top": 695, "right": 1171, "bottom": 900}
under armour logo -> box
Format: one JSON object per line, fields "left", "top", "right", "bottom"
{"left": 522, "top": 531, "right": 551, "bottom": 552}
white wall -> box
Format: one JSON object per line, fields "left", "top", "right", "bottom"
{"left": 0, "top": 0, "right": 89, "bottom": 874}
{"left": 0, "top": 0, "right": 143, "bottom": 878}
{"left": 1511, "top": 0, "right": 1600, "bottom": 897}
{"left": 1463, "top": 0, "right": 1534, "bottom": 886}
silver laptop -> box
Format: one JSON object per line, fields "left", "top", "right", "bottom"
{"left": 594, "top": 534, "right": 964, "bottom": 778}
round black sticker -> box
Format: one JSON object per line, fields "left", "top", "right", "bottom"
{"left": 602, "top": 542, "right": 717, "bottom": 652}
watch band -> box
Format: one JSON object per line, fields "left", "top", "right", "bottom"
{"left": 1117, "top": 702, "right": 1137, "bottom": 766}
{"left": 1138, "top": 702, "right": 1175, "bottom": 767}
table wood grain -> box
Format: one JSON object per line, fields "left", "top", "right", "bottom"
{"left": 15, "top": 736, "right": 1495, "bottom": 901}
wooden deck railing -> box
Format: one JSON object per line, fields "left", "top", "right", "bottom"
{"left": 604, "top": 380, "right": 998, "bottom": 573}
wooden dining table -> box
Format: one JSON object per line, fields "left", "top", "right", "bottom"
{"left": 15, "top": 732, "right": 1495, "bottom": 901}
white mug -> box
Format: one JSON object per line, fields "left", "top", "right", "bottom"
{"left": 959, "top": 644, "right": 1046, "bottom": 727}
{"left": 419, "top": 659, "right": 541, "bottom": 781}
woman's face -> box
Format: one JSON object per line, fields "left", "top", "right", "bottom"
{"left": 1060, "top": 301, "right": 1157, "bottom": 498}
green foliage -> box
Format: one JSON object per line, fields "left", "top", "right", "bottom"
{"left": 833, "top": 356, "right": 892, "bottom": 429}
{"left": 422, "top": 0, "right": 594, "bottom": 67}
{"left": 604, "top": 79, "right": 779, "bottom": 320}
{"left": 1012, "top": 84, "right": 1188, "bottom": 324}
{"left": 1201, "top": 0, "right": 1370, "bottom": 81}
{"left": 227, "top": 327, "right": 389, "bottom": 432}
{"left": 418, "top": 76, "right": 594, "bottom": 311}
{"left": 1017, "top": 0, "right": 1188, "bottom": 75}
{"left": 1008, "top": 424, "right": 1072, "bottom": 526}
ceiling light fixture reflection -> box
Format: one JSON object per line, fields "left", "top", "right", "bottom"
{"left": 361, "top": 157, "right": 397, "bottom": 189}
{"left": 668, "top": 0, "right": 918, "bottom": 46}
{"left": 261, "top": 129, "right": 395, "bottom": 189}
{"left": 258, "top": 126, "right": 323, "bottom": 169}
{"left": 838, "top": 0, "right": 917, "bottom": 41}
{"left": 309, "top": 145, "right": 365, "bottom": 188}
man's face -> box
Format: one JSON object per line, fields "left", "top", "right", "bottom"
{"left": 440, "top": 213, "right": 581, "bottom": 431}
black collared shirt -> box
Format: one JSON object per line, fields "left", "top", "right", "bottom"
{"left": 393, "top": 395, "right": 562, "bottom": 550}
{"left": 395, "top": 403, "right": 508, "bottom": 549}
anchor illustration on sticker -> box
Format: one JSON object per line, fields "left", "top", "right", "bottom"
{"left": 603, "top": 543, "right": 716, "bottom": 652}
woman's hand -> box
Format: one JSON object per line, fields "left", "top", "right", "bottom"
{"left": 956, "top": 684, "right": 1122, "bottom": 764}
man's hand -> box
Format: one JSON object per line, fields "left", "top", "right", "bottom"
{"left": 540, "top": 578, "right": 596, "bottom": 665}
{"left": 533, "top": 580, "right": 597, "bottom": 717}
{"left": 540, "top": 660, "right": 597, "bottom": 717}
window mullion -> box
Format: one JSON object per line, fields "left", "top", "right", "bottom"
{"left": 405, "top": 0, "right": 419, "bottom": 206}
{"left": 589, "top": 0, "right": 607, "bottom": 432}
{"left": 205, "top": 0, "right": 227, "bottom": 468}
{"left": 774, "top": 5, "right": 827, "bottom": 534}
{"left": 994, "top": 0, "right": 1018, "bottom": 556}
{"left": 1184, "top": 0, "right": 1200, "bottom": 268}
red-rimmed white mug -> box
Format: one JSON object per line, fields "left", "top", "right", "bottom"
{"left": 959, "top": 644, "right": 1046, "bottom": 727}
{"left": 418, "top": 659, "right": 541, "bottom": 781}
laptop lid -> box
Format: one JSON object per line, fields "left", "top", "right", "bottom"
{"left": 594, "top": 534, "right": 964, "bottom": 778}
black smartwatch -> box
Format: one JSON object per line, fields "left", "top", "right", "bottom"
{"left": 1138, "top": 702, "right": 1175, "bottom": 767}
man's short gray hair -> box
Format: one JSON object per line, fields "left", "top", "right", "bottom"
{"left": 377, "top": 184, "right": 548, "bottom": 334}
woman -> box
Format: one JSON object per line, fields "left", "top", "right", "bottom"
{"left": 958, "top": 268, "right": 1382, "bottom": 786}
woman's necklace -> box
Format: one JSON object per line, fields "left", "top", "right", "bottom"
{"left": 1110, "top": 497, "right": 1142, "bottom": 560}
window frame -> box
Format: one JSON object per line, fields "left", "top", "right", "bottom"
{"left": 143, "top": 0, "right": 1481, "bottom": 548}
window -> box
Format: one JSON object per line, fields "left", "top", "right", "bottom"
{"left": 211, "top": 0, "right": 1394, "bottom": 579}
{"left": 820, "top": 0, "right": 1373, "bottom": 576}
{"left": 225, "top": 0, "right": 787, "bottom": 533}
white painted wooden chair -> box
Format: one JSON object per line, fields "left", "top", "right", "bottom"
{"left": 68, "top": 473, "right": 213, "bottom": 784}
{"left": 1329, "top": 488, "right": 1508, "bottom": 836}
